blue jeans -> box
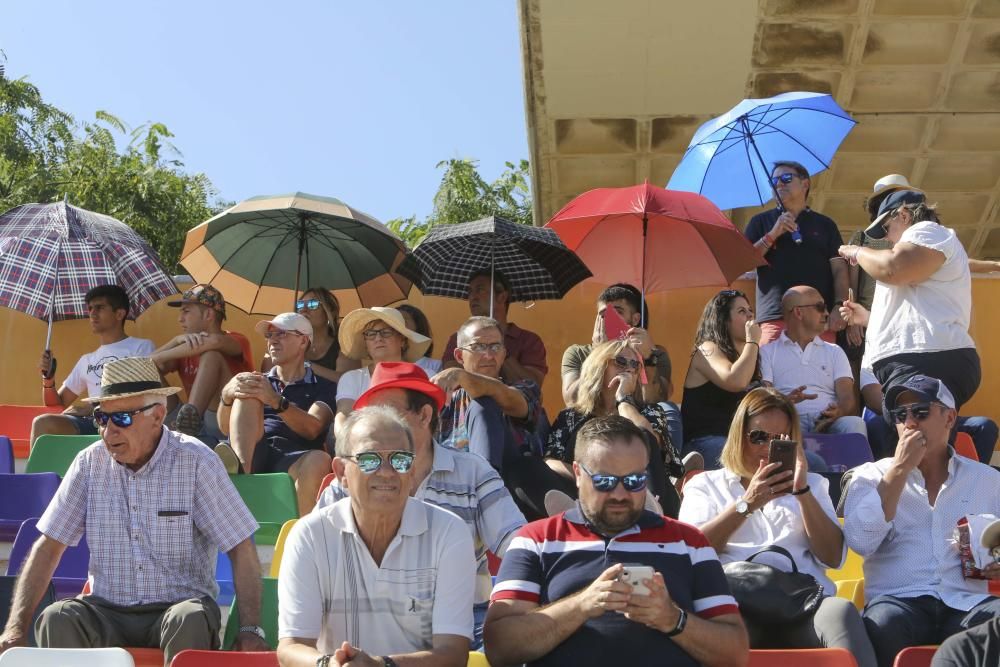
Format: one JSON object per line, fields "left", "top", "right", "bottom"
{"left": 863, "top": 594, "right": 1000, "bottom": 667}
{"left": 683, "top": 435, "right": 727, "bottom": 470}
{"left": 659, "top": 401, "right": 683, "bottom": 454}
{"left": 472, "top": 602, "right": 487, "bottom": 650}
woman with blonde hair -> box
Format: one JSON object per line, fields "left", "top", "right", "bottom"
{"left": 679, "top": 386, "right": 875, "bottom": 664}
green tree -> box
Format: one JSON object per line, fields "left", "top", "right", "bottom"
{"left": 0, "top": 67, "right": 224, "bottom": 272}
{"left": 387, "top": 157, "right": 532, "bottom": 248}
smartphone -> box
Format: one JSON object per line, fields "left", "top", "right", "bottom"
{"left": 768, "top": 439, "right": 797, "bottom": 478}
{"left": 602, "top": 305, "right": 630, "bottom": 341}
{"left": 619, "top": 564, "right": 655, "bottom": 596}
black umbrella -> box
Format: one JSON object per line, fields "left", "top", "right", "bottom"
{"left": 397, "top": 216, "right": 592, "bottom": 315}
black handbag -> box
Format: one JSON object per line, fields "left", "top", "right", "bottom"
{"left": 722, "top": 545, "right": 823, "bottom": 625}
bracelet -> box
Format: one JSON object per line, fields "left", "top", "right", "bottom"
{"left": 848, "top": 246, "right": 861, "bottom": 266}
{"left": 616, "top": 395, "right": 639, "bottom": 409}
{"left": 316, "top": 656, "right": 332, "bottom": 667}
{"left": 42, "top": 381, "right": 55, "bottom": 389}
{"left": 791, "top": 485, "right": 811, "bottom": 496}
{"left": 664, "top": 606, "right": 687, "bottom": 637}
{"left": 221, "top": 400, "right": 233, "bottom": 407}
{"left": 745, "top": 341, "right": 759, "bottom": 347}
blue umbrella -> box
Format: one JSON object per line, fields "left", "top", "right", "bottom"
{"left": 667, "top": 91, "right": 857, "bottom": 212}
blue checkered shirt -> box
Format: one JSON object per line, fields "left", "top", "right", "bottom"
{"left": 38, "top": 427, "right": 258, "bottom": 606}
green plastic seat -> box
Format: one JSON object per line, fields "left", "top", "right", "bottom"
{"left": 223, "top": 576, "right": 279, "bottom": 650}
{"left": 25, "top": 434, "right": 100, "bottom": 476}
{"left": 229, "top": 474, "right": 298, "bottom": 545}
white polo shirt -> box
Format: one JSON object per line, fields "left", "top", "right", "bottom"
{"left": 278, "top": 497, "right": 475, "bottom": 655}
{"left": 760, "top": 332, "right": 854, "bottom": 421}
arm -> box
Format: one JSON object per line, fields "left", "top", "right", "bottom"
{"left": 431, "top": 369, "right": 528, "bottom": 419}
{"left": 561, "top": 371, "right": 580, "bottom": 406}
{"left": 852, "top": 243, "right": 946, "bottom": 286}
{"left": 692, "top": 340, "right": 758, "bottom": 393}
{"left": 797, "top": 488, "right": 845, "bottom": 568}
{"left": 228, "top": 538, "right": 269, "bottom": 651}
{"left": 969, "top": 259, "right": 1000, "bottom": 273}
{"left": 827, "top": 257, "right": 851, "bottom": 331}
{"left": 501, "top": 356, "right": 544, "bottom": 387}
{"left": 833, "top": 377, "right": 856, "bottom": 416}
{"left": 314, "top": 636, "right": 469, "bottom": 667}
{"left": 152, "top": 333, "right": 242, "bottom": 369}
{"left": 0, "top": 536, "right": 67, "bottom": 651}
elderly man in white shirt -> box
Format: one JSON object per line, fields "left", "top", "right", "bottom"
{"left": 278, "top": 405, "right": 475, "bottom": 667}
{"left": 844, "top": 375, "right": 1000, "bottom": 667}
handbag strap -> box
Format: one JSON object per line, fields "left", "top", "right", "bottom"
{"left": 744, "top": 545, "right": 800, "bottom": 573}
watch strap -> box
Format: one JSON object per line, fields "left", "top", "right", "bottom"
{"left": 381, "top": 657, "right": 399, "bottom": 667}
{"left": 665, "top": 607, "right": 687, "bottom": 637}
{"left": 275, "top": 395, "right": 289, "bottom": 413}
{"left": 239, "top": 624, "right": 266, "bottom": 641}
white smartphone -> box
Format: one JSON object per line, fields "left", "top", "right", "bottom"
{"left": 619, "top": 564, "right": 655, "bottom": 596}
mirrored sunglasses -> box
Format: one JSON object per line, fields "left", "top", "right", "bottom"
{"left": 890, "top": 402, "right": 933, "bottom": 424}
{"left": 347, "top": 450, "right": 415, "bottom": 474}
{"left": 580, "top": 463, "right": 648, "bottom": 493}
{"left": 747, "top": 429, "right": 787, "bottom": 445}
{"left": 461, "top": 342, "right": 505, "bottom": 354}
{"left": 93, "top": 403, "right": 159, "bottom": 428}
{"left": 295, "top": 298, "right": 322, "bottom": 311}
{"left": 770, "top": 173, "right": 797, "bottom": 186}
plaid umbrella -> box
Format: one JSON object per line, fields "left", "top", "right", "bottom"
{"left": 0, "top": 201, "right": 178, "bottom": 339}
{"left": 397, "top": 216, "right": 592, "bottom": 312}
{"left": 179, "top": 192, "right": 412, "bottom": 315}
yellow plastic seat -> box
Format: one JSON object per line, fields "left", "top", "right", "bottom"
{"left": 268, "top": 518, "right": 299, "bottom": 577}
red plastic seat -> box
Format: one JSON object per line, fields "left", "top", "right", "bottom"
{"left": 316, "top": 472, "right": 336, "bottom": 501}
{"left": 748, "top": 648, "right": 858, "bottom": 666}
{"left": 170, "top": 650, "right": 278, "bottom": 665}
{"left": 953, "top": 432, "right": 978, "bottom": 461}
{"left": 125, "top": 647, "right": 165, "bottom": 666}
{"left": 0, "top": 405, "right": 64, "bottom": 458}
{"left": 892, "top": 646, "right": 937, "bottom": 667}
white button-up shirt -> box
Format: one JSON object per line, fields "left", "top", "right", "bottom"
{"left": 679, "top": 468, "right": 845, "bottom": 595}
{"left": 760, "top": 332, "right": 854, "bottom": 422}
{"left": 844, "top": 451, "right": 1000, "bottom": 610}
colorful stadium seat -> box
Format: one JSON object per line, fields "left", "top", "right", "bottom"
{"left": 0, "top": 647, "right": 134, "bottom": 666}
{"left": 0, "top": 405, "right": 64, "bottom": 459}
{"left": 892, "top": 646, "right": 937, "bottom": 667}
{"left": 0, "top": 473, "right": 60, "bottom": 541}
{"left": 24, "top": 434, "right": 99, "bottom": 476}
{"left": 171, "top": 650, "right": 278, "bottom": 665}
{"left": 228, "top": 474, "right": 298, "bottom": 545}
{"left": 223, "top": 577, "right": 279, "bottom": 650}
{"left": 7, "top": 517, "right": 89, "bottom": 599}
{"left": 0, "top": 436, "right": 13, "bottom": 474}
{"left": 268, "top": 519, "right": 299, "bottom": 578}
{"left": 748, "top": 647, "right": 858, "bottom": 666}
{"left": 802, "top": 433, "right": 874, "bottom": 472}
{"left": 953, "top": 432, "right": 978, "bottom": 461}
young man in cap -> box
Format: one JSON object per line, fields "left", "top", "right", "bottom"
{"left": 32, "top": 284, "right": 155, "bottom": 445}
{"left": 152, "top": 284, "right": 252, "bottom": 443}
{"left": 316, "top": 361, "right": 526, "bottom": 647}
{"left": 843, "top": 375, "right": 1000, "bottom": 667}
{"left": 218, "top": 312, "right": 336, "bottom": 515}
{"left": 0, "top": 357, "right": 268, "bottom": 663}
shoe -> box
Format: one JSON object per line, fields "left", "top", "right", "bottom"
{"left": 682, "top": 451, "right": 705, "bottom": 473}
{"left": 544, "top": 490, "right": 576, "bottom": 516}
{"left": 174, "top": 403, "right": 204, "bottom": 437}
{"left": 215, "top": 442, "right": 242, "bottom": 475}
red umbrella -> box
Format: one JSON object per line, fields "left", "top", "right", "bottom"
{"left": 545, "top": 183, "right": 765, "bottom": 312}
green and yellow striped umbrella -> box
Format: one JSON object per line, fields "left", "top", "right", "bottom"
{"left": 180, "top": 192, "right": 411, "bottom": 315}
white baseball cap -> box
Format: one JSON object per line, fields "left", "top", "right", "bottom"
{"left": 254, "top": 312, "right": 314, "bottom": 343}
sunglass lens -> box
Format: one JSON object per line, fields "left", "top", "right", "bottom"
{"left": 111, "top": 413, "right": 133, "bottom": 428}
{"left": 355, "top": 453, "right": 382, "bottom": 473}
{"left": 914, "top": 406, "right": 931, "bottom": 420}
{"left": 389, "top": 451, "right": 415, "bottom": 473}
{"left": 592, "top": 475, "right": 618, "bottom": 492}
{"left": 295, "top": 301, "right": 305, "bottom": 310}
{"left": 622, "top": 473, "right": 648, "bottom": 492}
{"left": 748, "top": 430, "right": 769, "bottom": 444}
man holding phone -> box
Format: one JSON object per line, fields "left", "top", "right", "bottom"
{"left": 485, "top": 416, "right": 747, "bottom": 667}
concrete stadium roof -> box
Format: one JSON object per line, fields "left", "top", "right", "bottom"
{"left": 519, "top": 0, "right": 1000, "bottom": 258}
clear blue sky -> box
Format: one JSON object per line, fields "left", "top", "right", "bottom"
{"left": 1, "top": 1, "right": 529, "bottom": 223}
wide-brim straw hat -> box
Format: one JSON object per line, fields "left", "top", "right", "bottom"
{"left": 338, "top": 306, "right": 431, "bottom": 363}
{"left": 865, "top": 174, "right": 915, "bottom": 219}
{"left": 82, "top": 356, "right": 181, "bottom": 403}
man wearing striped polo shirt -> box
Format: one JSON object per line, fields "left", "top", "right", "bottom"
{"left": 485, "top": 416, "right": 747, "bottom": 666}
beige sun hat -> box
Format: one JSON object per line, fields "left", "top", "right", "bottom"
{"left": 338, "top": 306, "right": 431, "bottom": 362}
{"left": 865, "top": 174, "right": 918, "bottom": 218}
{"left": 82, "top": 357, "right": 181, "bottom": 403}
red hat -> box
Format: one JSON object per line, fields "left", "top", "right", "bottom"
{"left": 354, "top": 361, "right": 446, "bottom": 411}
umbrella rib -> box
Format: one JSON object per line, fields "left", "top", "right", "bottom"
{"left": 742, "top": 133, "right": 769, "bottom": 206}
{"left": 749, "top": 117, "right": 839, "bottom": 169}
{"left": 747, "top": 104, "right": 857, "bottom": 125}
{"left": 248, "top": 224, "right": 302, "bottom": 313}
{"left": 695, "top": 119, "right": 748, "bottom": 194}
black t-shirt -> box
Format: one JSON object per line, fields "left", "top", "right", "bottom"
{"left": 744, "top": 207, "right": 843, "bottom": 323}
{"left": 932, "top": 617, "right": 1000, "bottom": 667}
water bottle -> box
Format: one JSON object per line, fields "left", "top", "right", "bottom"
{"left": 777, "top": 203, "right": 803, "bottom": 245}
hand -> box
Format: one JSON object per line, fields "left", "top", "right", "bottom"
{"left": 791, "top": 440, "right": 809, "bottom": 495}
{"left": 771, "top": 212, "right": 798, "bottom": 238}
{"left": 592, "top": 312, "right": 607, "bottom": 346}
{"left": 230, "top": 372, "right": 280, "bottom": 408}
{"left": 623, "top": 572, "right": 680, "bottom": 632}
{"left": 981, "top": 562, "right": 1000, "bottom": 581}
{"left": 575, "top": 564, "right": 633, "bottom": 619}
{"left": 333, "top": 641, "right": 380, "bottom": 667}
{"left": 838, "top": 300, "right": 870, "bottom": 328}
{"left": 838, "top": 244, "right": 862, "bottom": 265}
{"left": 609, "top": 372, "right": 638, "bottom": 403}
{"left": 38, "top": 350, "right": 53, "bottom": 378}
{"left": 786, "top": 385, "right": 818, "bottom": 404}
{"left": 232, "top": 632, "right": 270, "bottom": 652}
{"left": 827, "top": 307, "right": 848, "bottom": 333}
{"left": 172, "top": 332, "right": 210, "bottom": 350}
{"left": 893, "top": 427, "right": 927, "bottom": 473}
{"left": 744, "top": 459, "right": 793, "bottom": 512}
{"left": 625, "top": 327, "right": 653, "bottom": 359}
{"left": 429, "top": 367, "right": 467, "bottom": 396}
{"left": 813, "top": 403, "right": 842, "bottom": 433}
{"left": 745, "top": 319, "right": 762, "bottom": 345}
{"left": 846, "top": 324, "right": 864, "bottom": 347}
{"left": 0, "top": 627, "right": 27, "bottom": 654}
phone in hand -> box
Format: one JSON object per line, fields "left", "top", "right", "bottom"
{"left": 602, "top": 305, "right": 630, "bottom": 341}
{"left": 619, "top": 564, "right": 655, "bottom": 596}
{"left": 768, "top": 439, "right": 797, "bottom": 478}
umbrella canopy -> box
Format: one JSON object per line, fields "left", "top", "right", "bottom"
{"left": 0, "top": 201, "right": 177, "bottom": 324}
{"left": 397, "top": 216, "right": 592, "bottom": 307}
{"left": 545, "top": 183, "right": 765, "bottom": 299}
{"left": 179, "top": 192, "right": 412, "bottom": 315}
{"left": 667, "top": 91, "right": 857, "bottom": 211}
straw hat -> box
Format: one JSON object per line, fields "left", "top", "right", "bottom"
{"left": 82, "top": 357, "right": 181, "bottom": 403}
{"left": 339, "top": 307, "right": 431, "bottom": 362}
{"left": 865, "top": 174, "right": 919, "bottom": 219}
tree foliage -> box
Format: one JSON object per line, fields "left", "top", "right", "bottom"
{"left": 387, "top": 158, "right": 532, "bottom": 248}
{"left": 0, "top": 70, "right": 224, "bottom": 272}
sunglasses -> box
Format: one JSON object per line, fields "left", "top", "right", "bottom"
{"left": 795, "top": 302, "right": 827, "bottom": 313}
{"left": 719, "top": 289, "right": 743, "bottom": 297}
{"left": 346, "top": 450, "right": 415, "bottom": 474}
{"left": 579, "top": 463, "right": 648, "bottom": 493}
{"left": 747, "top": 429, "right": 788, "bottom": 445}
{"left": 263, "top": 330, "right": 303, "bottom": 340}
{"left": 889, "top": 402, "right": 934, "bottom": 424}
{"left": 613, "top": 355, "right": 640, "bottom": 371}
{"left": 461, "top": 342, "right": 504, "bottom": 355}
{"left": 770, "top": 173, "right": 798, "bottom": 186}
{"left": 362, "top": 327, "right": 399, "bottom": 341}
{"left": 295, "top": 298, "right": 322, "bottom": 312}
{"left": 93, "top": 403, "right": 159, "bottom": 428}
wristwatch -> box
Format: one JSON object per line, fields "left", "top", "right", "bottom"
{"left": 735, "top": 498, "right": 753, "bottom": 518}
{"left": 380, "top": 657, "right": 399, "bottom": 667}
{"left": 239, "top": 624, "right": 266, "bottom": 641}
{"left": 616, "top": 395, "right": 639, "bottom": 409}
{"left": 274, "top": 395, "right": 290, "bottom": 413}
{"left": 316, "top": 656, "right": 332, "bottom": 667}
{"left": 665, "top": 607, "right": 688, "bottom": 637}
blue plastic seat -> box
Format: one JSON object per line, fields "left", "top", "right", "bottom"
{"left": 7, "top": 518, "right": 89, "bottom": 599}
{"left": 0, "top": 473, "right": 60, "bottom": 541}
{"left": 0, "top": 436, "right": 13, "bottom": 474}
{"left": 216, "top": 550, "right": 234, "bottom": 606}
{"left": 802, "top": 433, "right": 874, "bottom": 473}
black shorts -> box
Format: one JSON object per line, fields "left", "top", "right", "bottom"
{"left": 873, "top": 347, "right": 982, "bottom": 417}
{"left": 250, "top": 436, "right": 321, "bottom": 474}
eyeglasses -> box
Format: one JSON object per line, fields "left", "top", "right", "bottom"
{"left": 295, "top": 298, "right": 322, "bottom": 312}
{"left": 460, "top": 342, "right": 505, "bottom": 355}
{"left": 795, "top": 302, "right": 827, "bottom": 313}
{"left": 719, "top": 289, "right": 742, "bottom": 298}
{"left": 93, "top": 403, "right": 159, "bottom": 428}
{"left": 747, "top": 429, "right": 788, "bottom": 445}
{"left": 263, "top": 330, "right": 303, "bottom": 340}
{"left": 770, "top": 173, "right": 798, "bottom": 186}
{"left": 579, "top": 463, "right": 648, "bottom": 493}
{"left": 613, "top": 355, "right": 640, "bottom": 371}
{"left": 346, "top": 450, "right": 415, "bottom": 474}
{"left": 362, "top": 327, "right": 399, "bottom": 341}
{"left": 889, "top": 402, "right": 934, "bottom": 424}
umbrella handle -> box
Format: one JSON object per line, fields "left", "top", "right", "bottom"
{"left": 41, "top": 351, "right": 57, "bottom": 381}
